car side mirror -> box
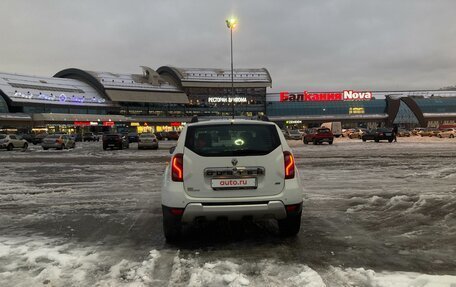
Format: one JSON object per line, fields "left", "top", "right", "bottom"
{"left": 169, "top": 146, "right": 176, "bottom": 154}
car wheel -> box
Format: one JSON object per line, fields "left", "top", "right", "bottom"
{"left": 303, "top": 138, "right": 308, "bottom": 144}
{"left": 375, "top": 139, "right": 380, "bottom": 143}
{"left": 438, "top": 134, "right": 442, "bottom": 138}
{"left": 43, "top": 147, "right": 49, "bottom": 150}
{"left": 6, "top": 144, "right": 13, "bottom": 151}
{"left": 362, "top": 138, "right": 367, "bottom": 142}
{"left": 23, "top": 143, "right": 28, "bottom": 150}
{"left": 119, "top": 145, "right": 123, "bottom": 150}
{"left": 329, "top": 141, "right": 333, "bottom": 145}
{"left": 278, "top": 211, "right": 302, "bottom": 237}
{"left": 450, "top": 134, "right": 454, "bottom": 138}
{"left": 163, "top": 207, "right": 182, "bottom": 243}
{"left": 313, "top": 139, "right": 317, "bottom": 145}
{"left": 388, "top": 139, "right": 393, "bottom": 143}
{"left": 103, "top": 146, "right": 107, "bottom": 150}
{"left": 61, "top": 144, "right": 66, "bottom": 150}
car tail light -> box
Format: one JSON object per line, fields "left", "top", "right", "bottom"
{"left": 284, "top": 151, "right": 295, "bottom": 179}
{"left": 171, "top": 153, "right": 184, "bottom": 182}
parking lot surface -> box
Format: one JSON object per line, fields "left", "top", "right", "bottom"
{"left": 0, "top": 138, "right": 455, "bottom": 286}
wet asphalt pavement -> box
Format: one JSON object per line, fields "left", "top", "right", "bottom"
{"left": 0, "top": 138, "right": 455, "bottom": 286}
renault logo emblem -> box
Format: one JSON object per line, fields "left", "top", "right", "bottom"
{"left": 231, "top": 158, "right": 238, "bottom": 166}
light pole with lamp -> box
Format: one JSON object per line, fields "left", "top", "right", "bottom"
{"left": 226, "top": 17, "right": 237, "bottom": 119}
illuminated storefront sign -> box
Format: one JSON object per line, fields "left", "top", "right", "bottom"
{"left": 286, "top": 120, "right": 302, "bottom": 124}
{"left": 13, "top": 92, "right": 106, "bottom": 104}
{"left": 170, "top": 122, "right": 182, "bottom": 127}
{"left": 90, "top": 121, "right": 99, "bottom": 126}
{"left": 103, "top": 121, "right": 115, "bottom": 127}
{"left": 349, "top": 107, "right": 365, "bottom": 114}
{"left": 130, "top": 122, "right": 140, "bottom": 126}
{"left": 280, "top": 90, "right": 372, "bottom": 102}
{"left": 208, "top": 97, "right": 247, "bottom": 103}
{"left": 74, "top": 121, "right": 91, "bottom": 126}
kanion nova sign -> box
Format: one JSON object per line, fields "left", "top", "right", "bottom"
{"left": 279, "top": 90, "right": 372, "bottom": 102}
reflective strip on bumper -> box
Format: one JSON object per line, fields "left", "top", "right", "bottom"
{"left": 181, "top": 200, "right": 287, "bottom": 222}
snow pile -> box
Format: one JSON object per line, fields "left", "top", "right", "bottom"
{"left": 169, "top": 254, "right": 325, "bottom": 287}
{"left": 325, "top": 266, "right": 456, "bottom": 287}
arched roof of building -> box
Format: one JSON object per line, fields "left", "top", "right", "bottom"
{"left": 0, "top": 92, "right": 9, "bottom": 113}
{"left": 0, "top": 72, "right": 111, "bottom": 107}
{"left": 157, "top": 66, "right": 272, "bottom": 88}
{"left": 55, "top": 67, "right": 188, "bottom": 104}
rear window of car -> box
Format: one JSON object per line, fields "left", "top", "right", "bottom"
{"left": 185, "top": 124, "right": 281, "bottom": 157}
{"left": 317, "top": 128, "right": 330, "bottom": 133}
{"left": 0, "top": 134, "right": 6, "bottom": 139}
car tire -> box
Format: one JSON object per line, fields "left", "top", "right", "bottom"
{"left": 438, "top": 134, "right": 442, "bottom": 138}
{"left": 6, "top": 144, "right": 13, "bottom": 151}
{"left": 43, "top": 147, "right": 49, "bottom": 150}
{"left": 450, "top": 134, "right": 454, "bottom": 138}
{"left": 388, "top": 139, "right": 393, "bottom": 143}
{"left": 163, "top": 208, "right": 182, "bottom": 243}
{"left": 303, "top": 138, "right": 308, "bottom": 144}
{"left": 375, "top": 139, "right": 380, "bottom": 143}
{"left": 278, "top": 211, "right": 302, "bottom": 237}
{"left": 23, "top": 143, "right": 28, "bottom": 150}
{"left": 329, "top": 141, "right": 333, "bottom": 145}
{"left": 362, "top": 138, "right": 367, "bottom": 142}
{"left": 313, "top": 139, "right": 317, "bottom": 145}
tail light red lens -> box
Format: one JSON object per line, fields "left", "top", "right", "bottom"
{"left": 171, "top": 153, "right": 184, "bottom": 182}
{"left": 284, "top": 151, "right": 295, "bottom": 179}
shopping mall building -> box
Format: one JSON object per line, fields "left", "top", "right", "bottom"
{"left": 1, "top": 65, "right": 455, "bottom": 133}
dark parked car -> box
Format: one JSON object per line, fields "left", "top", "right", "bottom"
{"left": 127, "top": 132, "right": 139, "bottom": 143}
{"left": 154, "top": 132, "right": 167, "bottom": 140}
{"left": 18, "top": 133, "right": 35, "bottom": 143}
{"left": 362, "top": 128, "right": 394, "bottom": 142}
{"left": 166, "top": 131, "right": 179, "bottom": 140}
{"left": 102, "top": 134, "right": 129, "bottom": 150}
{"left": 83, "top": 132, "right": 99, "bottom": 142}
{"left": 303, "top": 128, "right": 334, "bottom": 145}
{"left": 32, "top": 133, "right": 48, "bottom": 145}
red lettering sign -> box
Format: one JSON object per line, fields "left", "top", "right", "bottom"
{"left": 279, "top": 90, "right": 372, "bottom": 102}
{"left": 170, "top": 122, "right": 182, "bottom": 127}
{"left": 74, "top": 121, "right": 90, "bottom": 126}
{"left": 103, "top": 121, "right": 115, "bottom": 127}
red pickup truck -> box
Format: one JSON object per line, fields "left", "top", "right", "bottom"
{"left": 303, "top": 128, "right": 334, "bottom": 145}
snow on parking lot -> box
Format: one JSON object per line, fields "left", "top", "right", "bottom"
{"left": 0, "top": 138, "right": 455, "bottom": 286}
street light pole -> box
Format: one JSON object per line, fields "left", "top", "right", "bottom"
{"left": 230, "top": 27, "right": 234, "bottom": 119}
{"left": 226, "top": 18, "right": 237, "bottom": 119}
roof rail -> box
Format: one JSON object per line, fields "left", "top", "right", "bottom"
{"left": 190, "top": 115, "right": 199, "bottom": 123}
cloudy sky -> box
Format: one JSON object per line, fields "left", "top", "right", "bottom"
{"left": 1, "top": 0, "right": 455, "bottom": 92}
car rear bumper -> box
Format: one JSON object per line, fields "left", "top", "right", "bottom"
{"left": 179, "top": 201, "right": 288, "bottom": 222}
{"left": 138, "top": 142, "right": 158, "bottom": 148}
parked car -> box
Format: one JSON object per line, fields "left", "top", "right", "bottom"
{"left": 32, "top": 133, "right": 48, "bottom": 145}
{"left": 397, "top": 128, "right": 411, "bottom": 137}
{"left": 83, "top": 132, "right": 99, "bottom": 142}
{"left": 167, "top": 131, "right": 180, "bottom": 140}
{"left": 138, "top": 133, "right": 159, "bottom": 149}
{"left": 419, "top": 127, "right": 440, "bottom": 137}
{"left": 284, "top": 129, "right": 302, "bottom": 140}
{"left": 349, "top": 128, "right": 368, "bottom": 139}
{"left": 0, "top": 134, "right": 28, "bottom": 151}
{"left": 362, "top": 128, "right": 394, "bottom": 143}
{"left": 411, "top": 127, "right": 426, "bottom": 135}
{"left": 102, "top": 134, "right": 129, "bottom": 150}
{"left": 303, "top": 127, "right": 334, "bottom": 145}
{"left": 127, "top": 132, "right": 139, "bottom": 143}
{"left": 154, "top": 132, "right": 167, "bottom": 140}
{"left": 42, "top": 134, "right": 76, "bottom": 150}
{"left": 342, "top": 128, "right": 356, "bottom": 138}
{"left": 437, "top": 128, "right": 456, "bottom": 138}
{"left": 18, "top": 133, "right": 35, "bottom": 143}
{"left": 162, "top": 118, "right": 302, "bottom": 242}
{"left": 321, "top": 122, "right": 342, "bottom": 138}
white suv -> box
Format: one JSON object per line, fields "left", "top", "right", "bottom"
{"left": 161, "top": 119, "right": 303, "bottom": 241}
{"left": 0, "top": 134, "right": 28, "bottom": 151}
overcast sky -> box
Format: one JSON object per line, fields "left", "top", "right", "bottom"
{"left": 1, "top": 0, "right": 455, "bottom": 92}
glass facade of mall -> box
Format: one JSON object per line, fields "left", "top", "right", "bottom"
{"left": 267, "top": 99, "right": 386, "bottom": 117}
{"left": 1, "top": 66, "right": 456, "bottom": 131}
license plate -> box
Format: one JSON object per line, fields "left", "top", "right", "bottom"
{"left": 385, "top": 133, "right": 392, "bottom": 136}
{"left": 211, "top": 178, "right": 257, "bottom": 189}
